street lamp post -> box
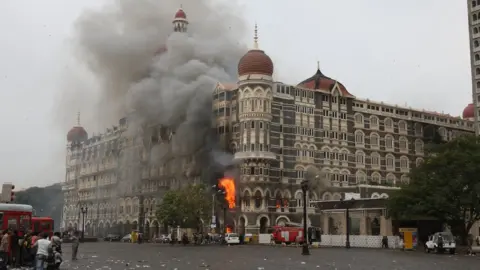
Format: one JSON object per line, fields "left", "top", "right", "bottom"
{"left": 80, "top": 206, "right": 88, "bottom": 240}
{"left": 301, "top": 179, "right": 310, "bottom": 256}
{"left": 340, "top": 198, "right": 355, "bottom": 249}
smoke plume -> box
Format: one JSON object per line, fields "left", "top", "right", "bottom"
{"left": 63, "top": 0, "right": 248, "bottom": 192}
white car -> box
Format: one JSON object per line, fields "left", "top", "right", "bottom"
{"left": 225, "top": 233, "right": 240, "bottom": 245}
{"left": 121, "top": 234, "right": 131, "bottom": 242}
{"left": 425, "top": 232, "right": 456, "bottom": 254}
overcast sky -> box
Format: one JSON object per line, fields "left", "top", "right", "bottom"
{"left": 0, "top": 0, "right": 472, "bottom": 189}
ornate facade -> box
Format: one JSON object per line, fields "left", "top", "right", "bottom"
{"left": 214, "top": 27, "right": 476, "bottom": 234}
{"left": 62, "top": 6, "right": 478, "bottom": 238}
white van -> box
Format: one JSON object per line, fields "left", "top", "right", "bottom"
{"left": 425, "top": 232, "right": 456, "bottom": 254}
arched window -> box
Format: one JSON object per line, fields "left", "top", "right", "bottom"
{"left": 400, "top": 175, "right": 409, "bottom": 185}
{"left": 416, "top": 158, "right": 424, "bottom": 167}
{"left": 354, "top": 113, "right": 364, "bottom": 125}
{"left": 370, "top": 152, "right": 381, "bottom": 168}
{"left": 384, "top": 118, "right": 394, "bottom": 131}
{"left": 386, "top": 154, "right": 395, "bottom": 170}
{"left": 370, "top": 133, "right": 380, "bottom": 147}
{"left": 398, "top": 120, "right": 407, "bottom": 133}
{"left": 399, "top": 136, "right": 408, "bottom": 151}
{"left": 355, "top": 151, "right": 365, "bottom": 165}
{"left": 415, "top": 139, "right": 424, "bottom": 153}
{"left": 400, "top": 156, "right": 409, "bottom": 170}
{"left": 356, "top": 171, "right": 367, "bottom": 184}
{"left": 254, "top": 190, "right": 263, "bottom": 209}
{"left": 386, "top": 174, "right": 396, "bottom": 186}
{"left": 384, "top": 135, "right": 394, "bottom": 150}
{"left": 476, "top": 54, "right": 480, "bottom": 61}
{"left": 370, "top": 116, "right": 379, "bottom": 129}
{"left": 371, "top": 172, "right": 381, "bottom": 183}
{"left": 355, "top": 131, "right": 365, "bottom": 145}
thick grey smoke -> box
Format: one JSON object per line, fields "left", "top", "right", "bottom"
{"left": 69, "top": 0, "right": 248, "bottom": 193}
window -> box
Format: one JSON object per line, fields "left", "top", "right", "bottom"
{"left": 354, "top": 114, "right": 364, "bottom": 126}
{"left": 398, "top": 121, "right": 407, "bottom": 133}
{"left": 385, "top": 135, "right": 394, "bottom": 150}
{"left": 415, "top": 139, "right": 424, "bottom": 153}
{"left": 386, "top": 154, "right": 395, "bottom": 170}
{"left": 370, "top": 116, "right": 379, "bottom": 129}
{"left": 356, "top": 171, "right": 366, "bottom": 184}
{"left": 416, "top": 158, "right": 424, "bottom": 167}
{"left": 355, "top": 131, "right": 365, "bottom": 145}
{"left": 7, "top": 216, "right": 18, "bottom": 230}
{"left": 400, "top": 156, "right": 409, "bottom": 169}
{"left": 399, "top": 136, "right": 408, "bottom": 151}
{"left": 370, "top": 133, "right": 379, "bottom": 147}
{"left": 370, "top": 153, "right": 380, "bottom": 168}
{"left": 384, "top": 118, "right": 393, "bottom": 130}
{"left": 401, "top": 175, "right": 409, "bottom": 184}
{"left": 371, "top": 173, "right": 381, "bottom": 183}
{"left": 356, "top": 151, "right": 365, "bottom": 165}
{"left": 386, "top": 174, "right": 396, "bottom": 185}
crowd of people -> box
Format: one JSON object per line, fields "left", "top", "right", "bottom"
{"left": 0, "top": 229, "right": 80, "bottom": 270}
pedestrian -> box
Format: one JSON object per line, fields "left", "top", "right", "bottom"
{"left": 0, "top": 230, "right": 9, "bottom": 269}
{"left": 71, "top": 231, "right": 79, "bottom": 261}
{"left": 33, "top": 232, "right": 50, "bottom": 270}
{"left": 11, "top": 230, "right": 20, "bottom": 267}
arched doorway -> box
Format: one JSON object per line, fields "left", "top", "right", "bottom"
{"left": 152, "top": 220, "right": 159, "bottom": 237}
{"left": 85, "top": 223, "right": 91, "bottom": 237}
{"left": 145, "top": 221, "right": 150, "bottom": 239}
{"left": 73, "top": 223, "right": 78, "bottom": 232}
{"left": 371, "top": 217, "right": 380, "bottom": 235}
{"left": 276, "top": 217, "right": 289, "bottom": 227}
{"left": 105, "top": 222, "right": 111, "bottom": 234}
{"left": 118, "top": 221, "right": 124, "bottom": 236}
{"left": 239, "top": 217, "right": 246, "bottom": 235}
{"left": 132, "top": 221, "right": 138, "bottom": 230}
{"left": 124, "top": 221, "right": 131, "bottom": 234}
{"left": 98, "top": 223, "right": 105, "bottom": 238}
{"left": 259, "top": 217, "right": 269, "bottom": 233}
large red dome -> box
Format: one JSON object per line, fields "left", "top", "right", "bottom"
{"left": 67, "top": 126, "right": 88, "bottom": 142}
{"left": 463, "top": 103, "right": 474, "bottom": 119}
{"left": 238, "top": 49, "right": 274, "bottom": 76}
{"left": 174, "top": 8, "right": 186, "bottom": 19}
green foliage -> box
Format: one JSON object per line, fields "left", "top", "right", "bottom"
{"left": 156, "top": 184, "right": 211, "bottom": 229}
{"left": 388, "top": 135, "right": 480, "bottom": 241}
{"left": 15, "top": 183, "right": 63, "bottom": 230}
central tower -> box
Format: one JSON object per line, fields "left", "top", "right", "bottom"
{"left": 235, "top": 25, "right": 276, "bottom": 181}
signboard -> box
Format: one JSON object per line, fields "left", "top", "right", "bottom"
{"left": 399, "top": 228, "right": 418, "bottom": 250}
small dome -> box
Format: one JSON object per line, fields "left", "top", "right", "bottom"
{"left": 174, "top": 8, "right": 186, "bottom": 20}
{"left": 463, "top": 103, "right": 474, "bottom": 119}
{"left": 298, "top": 68, "right": 353, "bottom": 97}
{"left": 67, "top": 126, "right": 88, "bottom": 142}
{"left": 238, "top": 49, "right": 274, "bottom": 76}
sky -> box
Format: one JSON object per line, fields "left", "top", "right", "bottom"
{"left": 0, "top": 0, "right": 473, "bottom": 189}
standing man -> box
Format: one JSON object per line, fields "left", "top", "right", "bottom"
{"left": 0, "top": 230, "right": 9, "bottom": 269}
{"left": 33, "top": 232, "right": 50, "bottom": 270}
{"left": 71, "top": 231, "right": 80, "bottom": 261}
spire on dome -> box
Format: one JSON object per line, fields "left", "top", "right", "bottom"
{"left": 253, "top": 23, "right": 259, "bottom": 49}
{"left": 77, "top": 111, "right": 81, "bottom": 126}
{"left": 317, "top": 61, "right": 320, "bottom": 70}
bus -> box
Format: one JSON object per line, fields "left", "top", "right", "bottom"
{"left": 32, "top": 217, "right": 54, "bottom": 237}
{"left": 0, "top": 203, "right": 33, "bottom": 236}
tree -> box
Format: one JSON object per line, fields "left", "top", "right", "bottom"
{"left": 156, "top": 184, "right": 211, "bottom": 229}
{"left": 388, "top": 134, "right": 480, "bottom": 244}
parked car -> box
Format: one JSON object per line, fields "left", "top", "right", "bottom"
{"left": 121, "top": 234, "right": 132, "bottom": 242}
{"left": 225, "top": 233, "right": 240, "bottom": 245}
{"left": 425, "top": 232, "right": 456, "bottom": 254}
{"left": 153, "top": 234, "right": 170, "bottom": 243}
{"left": 104, "top": 234, "right": 121, "bottom": 242}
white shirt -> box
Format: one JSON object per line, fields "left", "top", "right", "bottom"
{"left": 36, "top": 239, "right": 51, "bottom": 256}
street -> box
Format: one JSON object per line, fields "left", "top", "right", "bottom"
{"left": 58, "top": 242, "right": 480, "bottom": 270}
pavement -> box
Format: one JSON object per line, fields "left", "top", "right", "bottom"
{"left": 57, "top": 242, "right": 480, "bottom": 270}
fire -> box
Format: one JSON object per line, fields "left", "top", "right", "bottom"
{"left": 226, "top": 226, "right": 233, "bottom": 233}
{"left": 218, "top": 177, "right": 236, "bottom": 208}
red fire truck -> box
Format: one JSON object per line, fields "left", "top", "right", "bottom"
{"left": 271, "top": 223, "right": 304, "bottom": 244}
{"left": 0, "top": 203, "right": 33, "bottom": 235}
{"left": 271, "top": 223, "right": 322, "bottom": 244}
{"left": 32, "top": 217, "right": 54, "bottom": 237}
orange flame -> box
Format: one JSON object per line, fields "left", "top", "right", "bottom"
{"left": 219, "top": 177, "right": 236, "bottom": 208}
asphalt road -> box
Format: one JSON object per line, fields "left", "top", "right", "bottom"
{"left": 59, "top": 242, "right": 480, "bottom": 270}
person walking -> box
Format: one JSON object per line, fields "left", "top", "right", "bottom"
{"left": 33, "top": 232, "right": 51, "bottom": 270}
{"left": 71, "top": 231, "right": 79, "bottom": 261}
